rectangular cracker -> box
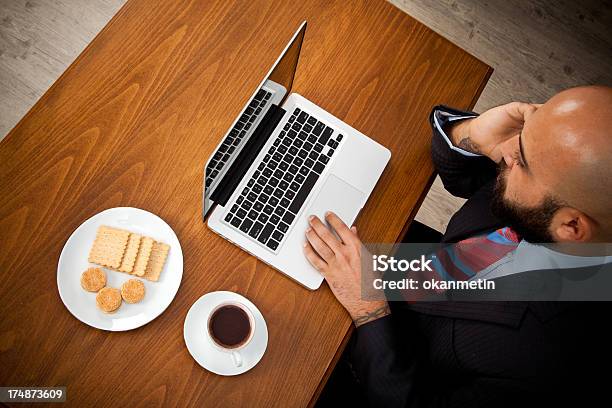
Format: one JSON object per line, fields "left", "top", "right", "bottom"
{"left": 88, "top": 226, "right": 130, "bottom": 269}
{"left": 132, "top": 237, "right": 154, "bottom": 276}
{"left": 143, "top": 242, "right": 170, "bottom": 282}
{"left": 119, "top": 233, "right": 141, "bottom": 273}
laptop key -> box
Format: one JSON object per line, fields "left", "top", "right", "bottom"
{"left": 282, "top": 212, "right": 295, "bottom": 224}
{"left": 307, "top": 116, "right": 317, "bottom": 126}
{"left": 224, "top": 213, "right": 232, "bottom": 222}
{"left": 280, "top": 198, "right": 290, "bottom": 207}
{"left": 279, "top": 180, "right": 289, "bottom": 190}
{"left": 263, "top": 205, "right": 274, "bottom": 215}
{"left": 320, "top": 126, "right": 333, "bottom": 144}
{"left": 269, "top": 196, "right": 279, "bottom": 206}
{"left": 274, "top": 207, "right": 285, "bottom": 216}
{"left": 313, "top": 122, "right": 325, "bottom": 136}
{"left": 289, "top": 171, "right": 319, "bottom": 214}
{"left": 314, "top": 143, "right": 324, "bottom": 153}
{"left": 278, "top": 222, "right": 289, "bottom": 233}
{"left": 240, "top": 218, "right": 253, "bottom": 233}
{"left": 285, "top": 190, "right": 295, "bottom": 200}
{"left": 237, "top": 209, "right": 247, "bottom": 219}
{"left": 313, "top": 161, "right": 325, "bottom": 174}
{"left": 253, "top": 201, "right": 264, "bottom": 212}
{"left": 270, "top": 214, "right": 280, "bottom": 224}
{"left": 272, "top": 230, "right": 284, "bottom": 242}
{"left": 258, "top": 223, "right": 275, "bottom": 244}
{"left": 248, "top": 209, "right": 258, "bottom": 220}
{"left": 267, "top": 239, "right": 279, "bottom": 251}
{"left": 319, "top": 155, "right": 330, "bottom": 164}
{"left": 297, "top": 112, "right": 308, "bottom": 124}
{"left": 249, "top": 222, "right": 263, "bottom": 239}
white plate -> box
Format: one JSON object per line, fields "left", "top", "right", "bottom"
{"left": 184, "top": 291, "right": 268, "bottom": 376}
{"left": 57, "top": 207, "right": 183, "bottom": 331}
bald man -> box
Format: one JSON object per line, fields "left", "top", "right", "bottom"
{"left": 310, "top": 86, "right": 612, "bottom": 407}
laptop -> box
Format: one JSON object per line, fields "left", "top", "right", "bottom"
{"left": 203, "top": 21, "right": 390, "bottom": 289}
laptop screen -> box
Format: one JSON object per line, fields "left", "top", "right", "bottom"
{"left": 203, "top": 22, "right": 307, "bottom": 217}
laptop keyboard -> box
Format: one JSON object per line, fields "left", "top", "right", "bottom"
{"left": 206, "top": 89, "right": 272, "bottom": 189}
{"left": 224, "top": 108, "right": 343, "bottom": 251}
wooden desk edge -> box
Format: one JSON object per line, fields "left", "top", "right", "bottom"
{"left": 307, "top": 64, "right": 493, "bottom": 407}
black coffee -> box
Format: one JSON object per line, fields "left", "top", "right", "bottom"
{"left": 209, "top": 305, "right": 251, "bottom": 348}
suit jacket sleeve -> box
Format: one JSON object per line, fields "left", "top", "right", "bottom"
{"left": 429, "top": 105, "right": 498, "bottom": 199}
{"left": 349, "top": 314, "right": 528, "bottom": 408}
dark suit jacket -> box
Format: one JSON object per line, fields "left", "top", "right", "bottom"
{"left": 347, "top": 106, "right": 610, "bottom": 407}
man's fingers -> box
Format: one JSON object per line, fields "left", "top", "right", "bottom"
{"left": 303, "top": 241, "right": 328, "bottom": 273}
{"left": 305, "top": 225, "right": 335, "bottom": 262}
{"left": 325, "top": 212, "right": 358, "bottom": 247}
{"left": 308, "top": 215, "right": 342, "bottom": 253}
{"left": 505, "top": 102, "right": 539, "bottom": 123}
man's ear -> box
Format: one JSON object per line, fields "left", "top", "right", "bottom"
{"left": 550, "top": 207, "right": 595, "bottom": 242}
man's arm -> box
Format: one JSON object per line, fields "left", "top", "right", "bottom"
{"left": 430, "top": 106, "right": 496, "bottom": 199}
{"left": 302, "top": 213, "right": 530, "bottom": 407}
{"left": 430, "top": 103, "right": 539, "bottom": 199}
{"left": 349, "top": 315, "right": 530, "bottom": 407}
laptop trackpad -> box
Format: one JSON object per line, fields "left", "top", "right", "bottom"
{"left": 305, "top": 174, "right": 366, "bottom": 228}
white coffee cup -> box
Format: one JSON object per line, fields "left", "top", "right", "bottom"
{"left": 206, "top": 301, "right": 256, "bottom": 367}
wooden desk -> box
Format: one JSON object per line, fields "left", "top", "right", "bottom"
{"left": 0, "top": 0, "right": 490, "bottom": 406}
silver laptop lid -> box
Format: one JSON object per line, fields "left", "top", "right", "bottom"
{"left": 203, "top": 22, "right": 307, "bottom": 219}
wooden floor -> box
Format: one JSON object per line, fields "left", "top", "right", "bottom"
{"left": 1, "top": 0, "right": 611, "bottom": 232}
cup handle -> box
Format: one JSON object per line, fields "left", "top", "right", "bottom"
{"left": 231, "top": 351, "right": 243, "bottom": 367}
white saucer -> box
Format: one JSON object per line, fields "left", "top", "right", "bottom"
{"left": 184, "top": 291, "right": 268, "bottom": 376}
{"left": 57, "top": 207, "right": 183, "bottom": 331}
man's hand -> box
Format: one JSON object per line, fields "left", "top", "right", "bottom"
{"left": 303, "top": 212, "right": 389, "bottom": 327}
{"left": 450, "top": 102, "right": 540, "bottom": 163}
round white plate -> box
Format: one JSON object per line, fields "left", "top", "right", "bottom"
{"left": 57, "top": 207, "right": 183, "bottom": 331}
{"left": 184, "top": 291, "right": 268, "bottom": 376}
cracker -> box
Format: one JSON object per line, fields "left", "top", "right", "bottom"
{"left": 132, "top": 237, "right": 154, "bottom": 276}
{"left": 80, "top": 267, "right": 106, "bottom": 292}
{"left": 88, "top": 226, "right": 130, "bottom": 269}
{"left": 143, "top": 241, "right": 170, "bottom": 282}
{"left": 96, "top": 287, "right": 122, "bottom": 313}
{"left": 119, "top": 233, "right": 141, "bottom": 273}
{"left": 121, "top": 279, "right": 145, "bottom": 303}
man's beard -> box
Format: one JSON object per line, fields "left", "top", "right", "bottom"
{"left": 491, "top": 163, "right": 563, "bottom": 243}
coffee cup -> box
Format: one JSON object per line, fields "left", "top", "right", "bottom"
{"left": 207, "top": 301, "right": 255, "bottom": 367}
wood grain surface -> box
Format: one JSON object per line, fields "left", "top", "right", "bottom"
{"left": 0, "top": 0, "right": 490, "bottom": 406}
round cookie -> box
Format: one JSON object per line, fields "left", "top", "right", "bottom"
{"left": 96, "top": 287, "right": 122, "bottom": 313}
{"left": 81, "top": 267, "right": 106, "bottom": 292}
{"left": 121, "top": 279, "right": 145, "bottom": 304}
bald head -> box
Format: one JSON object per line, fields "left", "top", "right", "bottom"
{"left": 522, "top": 86, "right": 612, "bottom": 233}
